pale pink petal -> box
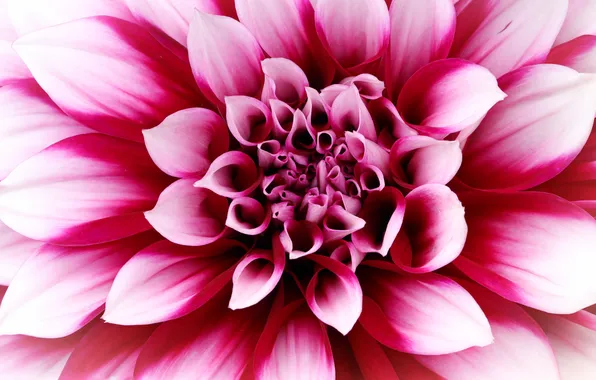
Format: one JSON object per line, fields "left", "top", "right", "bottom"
{"left": 188, "top": 11, "right": 264, "bottom": 104}
{"left": 0, "top": 233, "right": 156, "bottom": 338}
{"left": 455, "top": 190, "right": 596, "bottom": 313}
{"left": 452, "top": 0, "right": 568, "bottom": 78}
{"left": 305, "top": 255, "right": 362, "bottom": 335}
{"left": 415, "top": 280, "right": 559, "bottom": 380}
{"left": 285, "top": 110, "right": 317, "bottom": 153}
{"left": 352, "top": 187, "right": 405, "bottom": 256}
{"left": 328, "top": 241, "right": 367, "bottom": 272}
{"left": 0, "top": 1, "right": 31, "bottom": 85}
{"left": 358, "top": 262, "right": 492, "bottom": 354}
{"left": 554, "top": 0, "right": 596, "bottom": 46}
{"left": 194, "top": 151, "right": 263, "bottom": 199}
{"left": 528, "top": 309, "right": 596, "bottom": 380}
{"left": 59, "top": 323, "right": 157, "bottom": 380}
{"left": 230, "top": 235, "right": 285, "bottom": 310}
{"left": 270, "top": 99, "right": 295, "bottom": 140}
{"left": 314, "top": 0, "right": 390, "bottom": 71}
{"left": 261, "top": 58, "right": 309, "bottom": 107}
{"left": 104, "top": 239, "right": 243, "bottom": 324}
{"left": 320, "top": 84, "right": 349, "bottom": 107}
{"left": 302, "top": 194, "right": 329, "bottom": 224}
{"left": 396, "top": 59, "right": 505, "bottom": 136}
{"left": 135, "top": 293, "right": 268, "bottom": 380}
{"left": 390, "top": 135, "right": 462, "bottom": 189}
{"left": 226, "top": 96, "right": 273, "bottom": 147}
{"left": 13, "top": 16, "right": 202, "bottom": 142}
{"left": 143, "top": 108, "right": 228, "bottom": 178}
{"left": 367, "top": 97, "right": 418, "bottom": 140}
{"left": 391, "top": 185, "right": 467, "bottom": 273}
{"left": 145, "top": 179, "right": 229, "bottom": 247}
{"left": 384, "top": 0, "right": 455, "bottom": 101}
{"left": 547, "top": 35, "right": 596, "bottom": 74}
{"left": 322, "top": 205, "right": 366, "bottom": 242}
{"left": 355, "top": 164, "right": 385, "bottom": 192}
{"left": 280, "top": 220, "right": 324, "bottom": 259}
{"left": 0, "top": 220, "right": 42, "bottom": 286}
{"left": 340, "top": 74, "right": 385, "bottom": 100}
{"left": 304, "top": 87, "right": 331, "bottom": 131}
{"left": 235, "top": 0, "right": 334, "bottom": 88}
{"left": 0, "top": 134, "right": 169, "bottom": 246}
{"left": 330, "top": 86, "right": 377, "bottom": 141}
{"left": 459, "top": 64, "right": 596, "bottom": 191}
{"left": 254, "top": 302, "right": 335, "bottom": 380}
{"left": 345, "top": 132, "right": 390, "bottom": 177}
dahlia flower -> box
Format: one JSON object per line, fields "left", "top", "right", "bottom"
{"left": 1, "top": 0, "right": 596, "bottom": 378}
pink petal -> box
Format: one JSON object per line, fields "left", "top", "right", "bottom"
{"left": 320, "top": 84, "right": 349, "bottom": 106}
{"left": 415, "top": 280, "right": 559, "bottom": 380}
{"left": 285, "top": 110, "right": 316, "bottom": 153}
{"left": 305, "top": 255, "right": 362, "bottom": 335}
{"left": 355, "top": 164, "right": 385, "bottom": 192}
{"left": 280, "top": 220, "right": 324, "bottom": 259}
{"left": 554, "top": 0, "right": 596, "bottom": 46}
{"left": 547, "top": 35, "right": 596, "bottom": 74}
{"left": 13, "top": 16, "right": 203, "bottom": 142}
{"left": 194, "top": 151, "right": 263, "bottom": 199}
{"left": 396, "top": 59, "right": 505, "bottom": 136}
{"left": 226, "top": 198, "right": 272, "bottom": 236}
{"left": 0, "top": 81, "right": 92, "bottom": 181}
{"left": 0, "top": 233, "right": 156, "bottom": 338}
{"left": 344, "top": 323, "right": 401, "bottom": 380}
{"left": 391, "top": 184, "right": 467, "bottom": 273}
{"left": 459, "top": 64, "right": 596, "bottom": 191}
{"left": 0, "top": 134, "right": 169, "bottom": 246}
{"left": 226, "top": 96, "right": 273, "bottom": 147}
{"left": 328, "top": 241, "right": 367, "bottom": 272}
{"left": 367, "top": 97, "right": 418, "bottom": 140}
{"left": 145, "top": 179, "right": 229, "bottom": 247}
{"left": 302, "top": 194, "right": 329, "bottom": 224}
{"left": 143, "top": 108, "right": 229, "bottom": 178}
{"left": 104, "top": 239, "right": 243, "bottom": 325}
{"left": 0, "top": 1, "right": 31, "bottom": 85}
{"left": 345, "top": 132, "right": 389, "bottom": 177}
{"left": 257, "top": 140, "right": 284, "bottom": 171}
{"left": 235, "top": 0, "right": 334, "bottom": 88}
{"left": 384, "top": 350, "right": 444, "bottom": 380}
{"left": 390, "top": 135, "right": 462, "bottom": 189}
{"left": 261, "top": 58, "right": 309, "bottom": 107}
{"left": 322, "top": 205, "right": 366, "bottom": 242}
{"left": 358, "top": 262, "right": 492, "bottom": 354}
{"left": 330, "top": 86, "right": 377, "bottom": 141}
{"left": 384, "top": 0, "right": 455, "bottom": 101}
{"left": 135, "top": 292, "right": 268, "bottom": 380}
{"left": 316, "top": 131, "right": 336, "bottom": 154}
{"left": 455, "top": 190, "right": 596, "bottom": 313}
{"left": 188, "top": 10, "right": 264, "bottom": 104}
{"left": 451, "top": 0, "right": 568, "bottom": 78}
{"left": 270, "top": 99, "right": 295, "bottom": 140}
{"left": 59, "top": 323, "right": 157, "bottom": 380}
{"left": 229, "top": 235, "right": 285, "bottom": 310}
{"left": 351, "top": 187, "right": 405, "bottom": 256}
{"left": 314, "top": 0, "right": 389, "bottom": 71}
{"left": 0, "top": 220, "right": 42, "bottom": 286}
{"left": 304, "top": 87, "right": 331, "bottom": 132}
{"left": 254, "top": 302, "right": 335, "bottom": 380}
{"left": 340, "top": 74, "right": 385, "bottom": 100}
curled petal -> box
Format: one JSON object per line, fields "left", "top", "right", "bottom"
{"left": 146, "top": 179, "right": 228, "bottom": 246}
{"left": 330, "top": 86, "right": 377, "bottom": 141}
{"left": 188, "top": 10, "right": 264, "bottom": 103}
{"left": 384, "top": 0, "right": 456, "bottom": 101}
{"left": 351, "top": 187, "right": 405, "bottom": 256}
{"left": 355, "top": 164, "right": 385, "bottom": 192}
{"left": 258, "top": 140, "right": 284, "bottom": 170}
{"left": 226, "top": 197, "right": 272, "bottom": 235}
{"left": 135, "top": 293, "right": 268, "bottom": 380}
{"left": 0, "top": 233, "right": 156, "bottom": 338}
{"left": 316, "top": 130, "right": 336, "bottom": 154}
{"left": 271, "top": 202, "right": 296, "bottom": 224}
{"left": 455, "top": 191, "right": 596, "bottom": 313}
{"left": 314, "top": 0, "right": 389, "bottom": 71}
{"left": 60, "top": 323, "right": 157, "bottom": 380}
{"left": 320, "top": 84, "right": 349, "bottom": 107}
{"left": 0, "top": 220, "right": 42, "bottom": 286}
{"left": 415, "top": 281, "right": 559, "bottom": 380}
{"left": 322, "top": 205, "right": 366, "bottom": 242}
{"left": 143, "top": 108, "right": 228, "bottom": 178}
{"left": 0, "top": 134, "right": 169, "bottom": 246}
{"left": 262, "top": 174, "right": 287, "bottom": 201}
{"left": 104, "top": 239, "right": 242, "bottom": 325}
{"left": 230, "top": 236, "right": 285, "bottom": 310}
{"left": 13, "top": 16, "right": 202, "bottom": 142}
{"left": 459, "top": 64, "right": 596, "bottom": 191}
{"left": 280, "top": 220, "right": 324, "bottom": 259}
{"left": 367, "top": 97, "right": 417, "bottom": 140}
{"left": 358, "top": 263, "right": 492, "bottom": 354}
{"left": 340, "top": 74, "right": 385, "bottom": 100}
{"left": 226, "top": 96, "right": 273, "bottom": 146}
{"left": 452, "top": 0, "right": 568, "bottom": 78}
{"left": 345, "top": 131, "right": 390, "bottom": 178}
{"left": 554, "top": 0, "right": 596, "bottom": 46}
{"left": 396, "top": 59, "right": 505, "bottom": 136}
{"left": 327, "top": 166, "right": 346, "bottom": 193}
{"left": 331, "top": 192, "right": 362, "bottom": 215}
{"left": 235, "top": 0, "right": 334, "bottom": 88}
{"left": 329, "top": 241, "right": 366, "bottom": 272}
{"left": 254, "top": 302, "right": 335, "bottom": 380}
{"left": 286, "top": 110, "right": 316, "bottom": 153}
{"left": 194, "top": 151, "right": 263, "bottom": 199}
{"left": 0, "top": 81, "right": 92, "bottom": 181}
{"left": 305, "top": 254, "right": 362, "bottom": 334}
{"left": 345, "top": 179, "right": 362, "bottom": 198}
{"left": 303, "top": 194, "right": 329, "bottom": 224}
{"left": 547, "top": 35, "right": 596, "bottom": 74}
{"left": 390, "top": 135, "right": 462, "bottom": 189}
{"left": 270, "top": 99, "right": 294, "bottom": 140}
{"left": 261, "top": 58, "right": 309, "bottom": 107}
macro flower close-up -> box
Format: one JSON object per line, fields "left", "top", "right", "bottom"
{"left": 1, "top": 0, "right": 596, "bottom": 378}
